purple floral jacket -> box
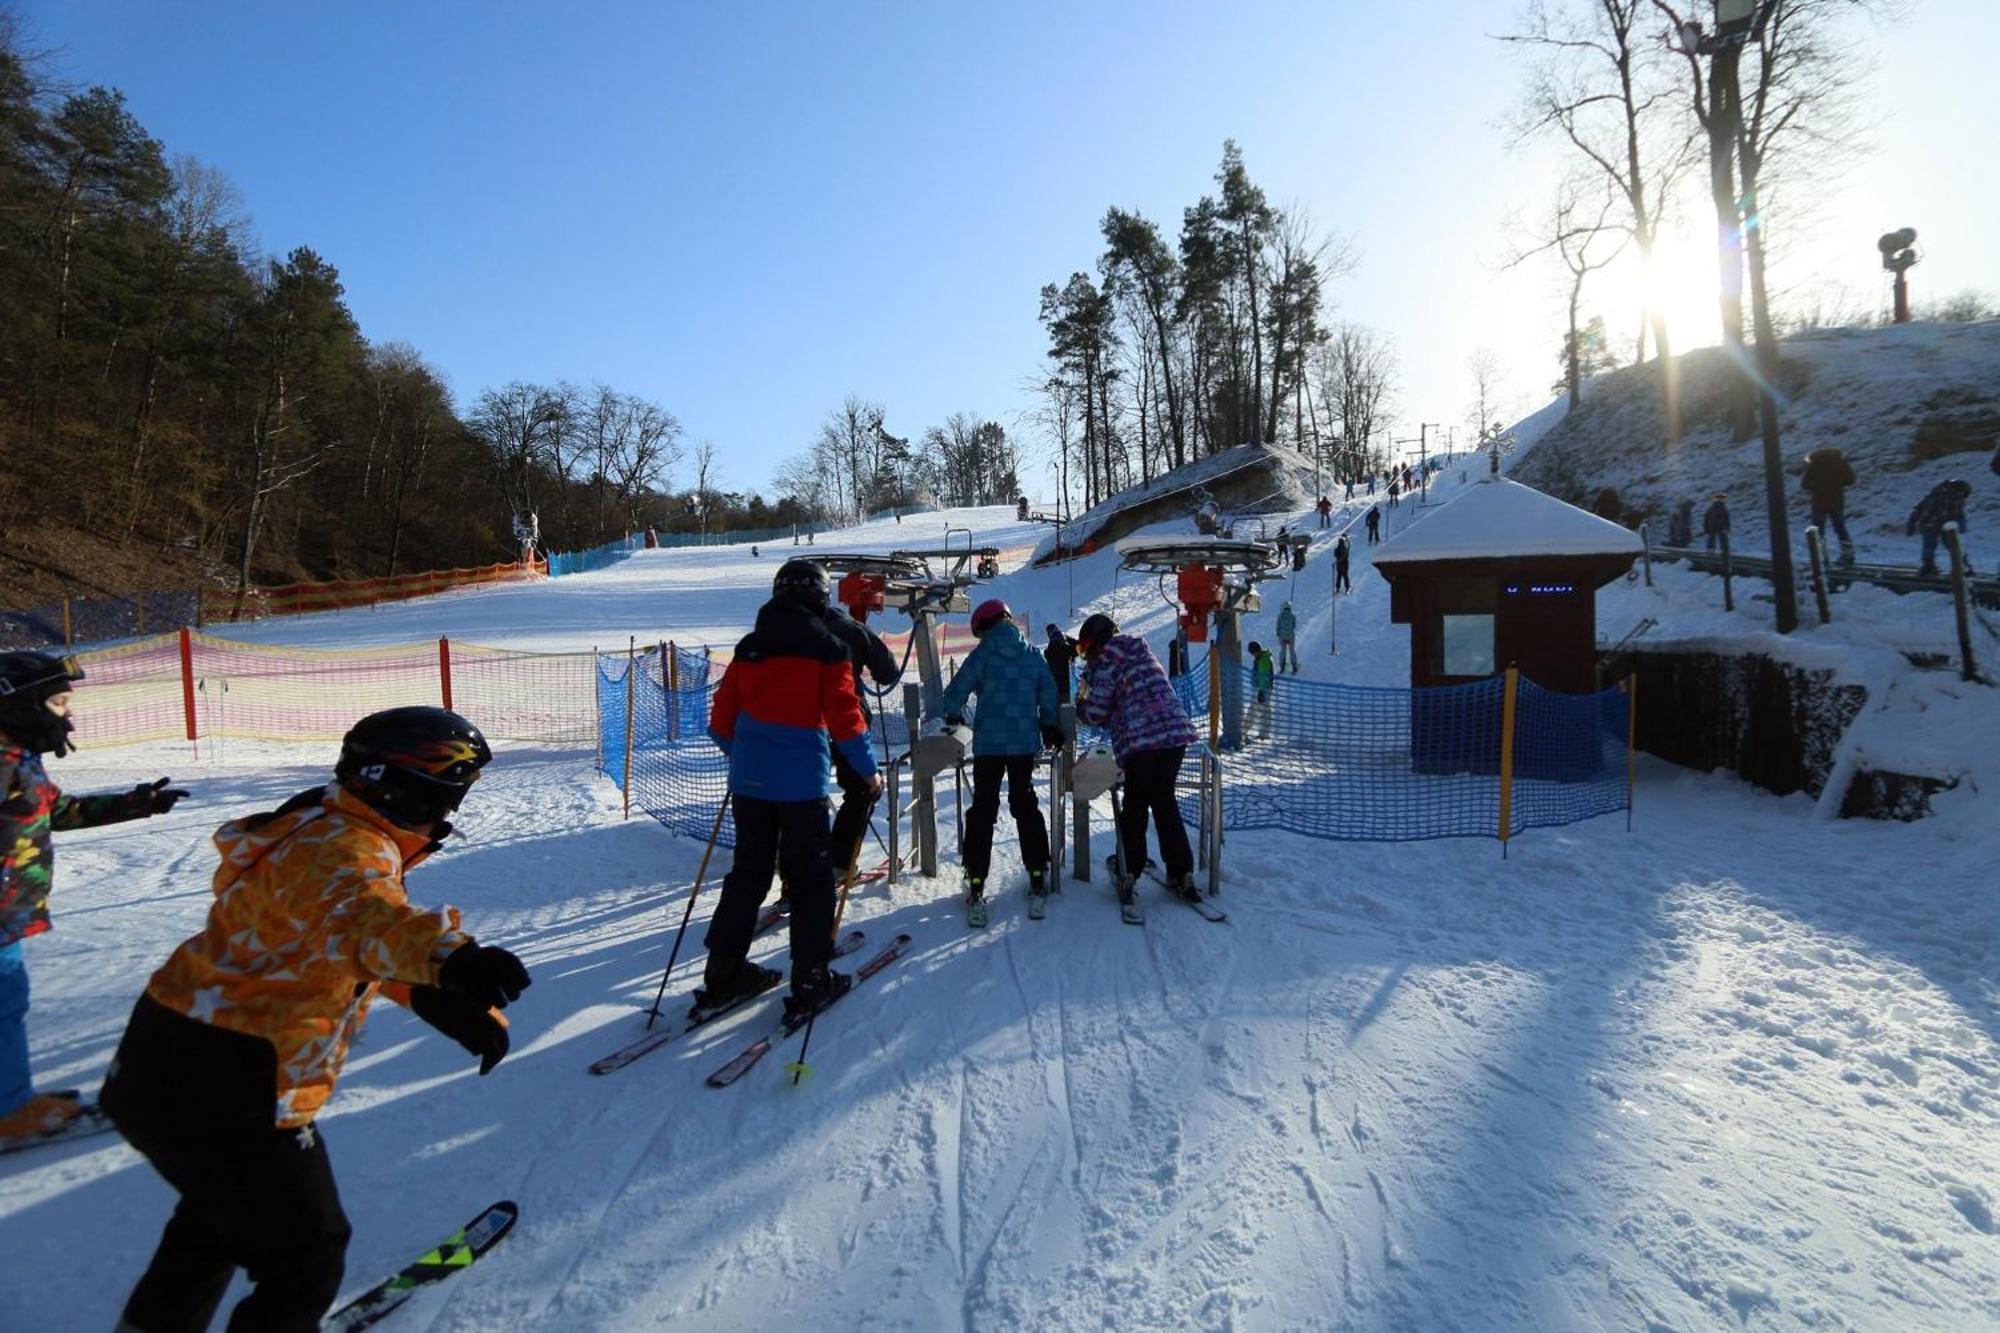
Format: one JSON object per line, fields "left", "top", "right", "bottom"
{"left": 1075, "top": 634, "right": 1198, "bottom": 762}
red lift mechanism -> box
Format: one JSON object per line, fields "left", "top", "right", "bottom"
{"left": 837, "top": 570, "right": 886, "bottom": 622}
{"left": 1176, "top": 564, "right": 1224, "bottom": 643}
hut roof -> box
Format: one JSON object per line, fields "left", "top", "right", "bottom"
{"left": 1374, "top": 477, "right": 1642, "bottom": 567}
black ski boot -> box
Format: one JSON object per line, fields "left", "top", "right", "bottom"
{"left": 1026, "top": 869, "right": 1049, "bottom": 920}
{"left": 1164, "top": 872, "right": 1202, "bottom": 904}
{"left": 693, "top": 960, "right": 782, "bottom": 1014}
{"left": 784, "top": 964, "right": 853, "bottom": 1024}
{"left": 1116, "top": 874, "right": 1144, "bottom": 926}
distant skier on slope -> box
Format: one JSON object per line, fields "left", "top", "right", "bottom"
{"left": 1073, "top": 614, "right": 1200, "bottom": 916}
{"left": 1275, "top": 601, "right": 1300, "bottom": 674}
{"left": 102, "top": 706, "right": 527, "bottom": 1332}
{"left": 1703, "top": 493, "right": 1731, "bottom": 551}
{"left": 1335, "top": 533, "right": 1353, "bottom": 593}
{"left": 937, "top": 600, "right": 1059, "bottom": 924}
{"left": 1800, "top": 446, "right": 1858, "bottom": 566}
{"left": 0, "top": 653, "right": 187, "bottom": 1149}
{"left": 1248, "top": 640, "right": 1276, "bottom": 739}
{"left": 1907, "top": 478, "right": 1972, "bottom": 576}
{"left": 1365, "top": 506, "right": 1382, "bottom": 544}
{"left": 704, "top": 560, "right": 880, "bottom": 1023}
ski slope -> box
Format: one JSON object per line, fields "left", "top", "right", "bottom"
{"left": 4, "top": 488, "right": 1997, "bottom": 1331}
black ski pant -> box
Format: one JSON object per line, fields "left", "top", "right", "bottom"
{"left": 1118, "top": 746, "right": 1193, "bottom": 881}
{"left": 707, "top": 795, "right": 836, "bottom": 988}
{"left": 828, "top": 742, "right": 875, "bottom": 881}
{"left": 104, "top": 996, "right": 350, "bottom": 1333}
{"left": 962, "top": 754, "right": 1051, "bottom": 885}
{"left": 1336, "top": 562, "right": 1351, "bottom": 593}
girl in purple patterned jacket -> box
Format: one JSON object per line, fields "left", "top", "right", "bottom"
{"left": 1073, "top": 615, "right": 1199, "bottom": 914}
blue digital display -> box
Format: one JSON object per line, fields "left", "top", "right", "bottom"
{"left": 1502, "top": 583, "right": 1575, "bottom": 596}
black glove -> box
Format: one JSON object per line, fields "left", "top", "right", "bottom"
{"left": 439, "top": 942, "right": 531, "bottom": 1010}
{"left": 1041, "top": 724, "right": 1064, "bottom": 750}
{"left": 133, "top": 777, "right": 190, "bottom": 815}
{"left": 943, "top": 714, "right": 964, "bottom": 729}
{"left": 408, "top": 985, "right": 510, "bottom": 1074}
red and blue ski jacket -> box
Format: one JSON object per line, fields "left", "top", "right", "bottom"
{"left": 709, "top": 599, "right": 878, "bottom": 802}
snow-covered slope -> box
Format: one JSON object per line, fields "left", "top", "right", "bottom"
{"left": 5, "top": 488, "right": 1998, "bottom": 1331}
{"left": 1513, "top": 319, "right": 2000, "bottom": 563}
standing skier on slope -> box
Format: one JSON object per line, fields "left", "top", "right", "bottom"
{"left": 704, "top": 560, "right": 881, "bottom": 1023}
{"left": 102, "top": 706, "right": 529, "bottom": 1332}
{"left": 937, "top": 600, "right": 1059, "bottom": 924}
{"left": 818, "top": 602, "right": 900, "bottom": 896}
{"left": 0, "top": 652, "right": 187, "bottom": 1148}
{"left": 1334, "top": 532, "right": 1353, "bottom": 593}
{"left": 1072, "top": 614, "right": 1200, "bottom": 916}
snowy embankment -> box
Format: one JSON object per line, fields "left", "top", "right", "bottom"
{"left": 5, "top": 493, "right": 1998, "bottom": 1330}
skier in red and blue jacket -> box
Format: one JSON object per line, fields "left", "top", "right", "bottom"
{"left": 706, "top": 560, "right": 881, "bottom": 1021}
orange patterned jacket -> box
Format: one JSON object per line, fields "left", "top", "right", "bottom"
{"left": 144, "top": 782, "right": 469, "bottom": 1127}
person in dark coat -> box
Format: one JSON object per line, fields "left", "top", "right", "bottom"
{"left": 1907, "top": 479, "right": 1972, "bottom": 576}
{"left": 1703, "top": 493, "right": 1731, "bottom": 551}
{"left": 1666, "top": 499, "right": 1694, "bottom": 548}
{"left": 1334, "top": 533, "right": 1352, "bottom": 592}
{"left": 1800, "top": 446, "right": 1858, "bottom": 564}
{"left": 821, "top": 603, "right": 901, "bottom": 883}
{"left": 1316, "top": 496, "right": 1333, "bottom": 528}
{"left": 1044, "top": 624, "right": 1076, "bottom": 703}
{"left": 1364, "top": 506, "right": 1382, "bottom": 544}
{"left": 706, "top": 561, "right": 880, "bottom": 1019}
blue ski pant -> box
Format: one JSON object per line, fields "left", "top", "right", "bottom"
{"left": 0, "top": 941, "right": 30, "bottom": 1117}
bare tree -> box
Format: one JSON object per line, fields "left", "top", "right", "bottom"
{"left": 1502, "top": 0, "right": 1697, "bottom": 437}
{"left": 691, "top": 438, "right": 719, "bottom": 536}
{"left": 1508, "top": 181, "right": 1629, "bottom": 413}
{"left": 1313, "top": 324, "right": 1397, "bottom": 479}
{"left": 1466, "top": 347, "right": 1512, "bottom": 447}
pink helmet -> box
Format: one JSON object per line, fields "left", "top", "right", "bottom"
{"left": 970, "top": 598, "right": 1012, "bottom": 638}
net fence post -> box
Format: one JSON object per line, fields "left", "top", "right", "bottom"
{"left": 622, "top": 638, "right": 636, "bottom": 820}
{"left": 667, "top": 640, "right": 679, "bottom": 741}
{"left": 1498, "top": 666, "right": 1519, "bottom": 855}
{"left": 178, "top": 628, "right": 197, "bottom": 743}
{"left": 593, "top": 646, "right": 603, "bottom": 772}
{"left": 62, "top": 597, "right": 73, "bottom": 648}
{"left": 1720, "top": 530, "right": 1734, "bottom": 612}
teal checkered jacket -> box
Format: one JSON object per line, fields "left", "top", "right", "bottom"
{"left": 938, "top": 620, "right": 1057, "bottom": 756}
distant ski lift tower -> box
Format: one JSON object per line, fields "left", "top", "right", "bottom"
{"left": 1879, "top": 228, "right": 1918, "bottom": 323}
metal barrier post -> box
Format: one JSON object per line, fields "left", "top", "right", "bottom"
{"left": 592, "top": 645, "right": 603, "bottom": 771}
{"left": 1720, "top": 530, "right": 1734, "bottom": 612}
{"left": 1946, "top": 526, "right": 1977, "bottom": 681}
{"left": 1498, "top": 666, "right": 1519, "bottom": 853}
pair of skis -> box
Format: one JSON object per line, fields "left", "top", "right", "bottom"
{"left": 1106, "top": 853, "right": 1229, "bottom": 924}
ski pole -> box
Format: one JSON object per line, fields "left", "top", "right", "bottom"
{"left": 787, "top": 792, "right": 878, "bottom": 1085}
{"left": 644, "top": 792, "right": 731, "bottom": 1029}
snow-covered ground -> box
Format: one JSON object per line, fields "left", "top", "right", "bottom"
{"left": 6, "top": 485, "right": 1998, "bottom": 1330}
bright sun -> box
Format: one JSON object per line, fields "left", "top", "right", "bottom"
{"left": 1588, "top": 227, "right": 1723, "bottom": 357}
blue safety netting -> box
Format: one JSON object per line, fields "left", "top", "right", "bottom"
{"left": 601, "top": 642, "right": 1629, "bottom": 849}
{"left": 547, "top": 534, "right": 643, "bottom": 577}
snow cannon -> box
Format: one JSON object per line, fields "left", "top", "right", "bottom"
{"left": 910, "top": 718, "right": 973, "bottom": 780}
{"left": 837, "top": 570, "right": 886, "bottom": 622}
{"left": 1177, "top": 564, "right": 1224, "bottom": 643}
{"left": 1069, "top": 747, "right": 1121, "bottom": 802}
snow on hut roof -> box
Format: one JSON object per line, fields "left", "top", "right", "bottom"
{"left": 1373, "top": 477, "right": 1642, "bottom": 565}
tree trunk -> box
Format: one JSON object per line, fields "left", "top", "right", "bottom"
{"left": 1707, "top": 46, "right": 1754, "bottom": 441}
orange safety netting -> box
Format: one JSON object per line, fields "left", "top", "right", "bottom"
{"left": 69, "top": 632, "right": 599, "bottom": 750}
{"left": 200, "top": 561, "right": 547, "bottom": 623}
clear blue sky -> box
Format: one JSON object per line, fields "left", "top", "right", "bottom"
{"left": 18, "top": 1, "right": 1997, "bottom": 495}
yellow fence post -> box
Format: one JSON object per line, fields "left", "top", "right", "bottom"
{"left": 1497, "top": 666, "right": 1519, "bottom": 853}
{"left": 622, "top": 637, "right": 637, "bottom": 820}
{"left": 667, "top": 639, "right": 679, "bottom": 742}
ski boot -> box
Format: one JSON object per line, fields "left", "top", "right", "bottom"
{"left": 0, "top": 1093, "right": 84, "bottom": 1142}
{"left": 1116, "top": 874, "right": 1145, "bottom": 926}
{"left": 1837, "top": 542, "right": 1856, "bottom": 569}
{"left": 692, "top": 960, "right": 783, "bottom": 1015}
{"left": 964, "top": 879, "right": 990, "bottom": 929}
{"left": 784, "top": 964, "right": 853, "bottom": 1025}
{"left": 1026, "top": 869, "right": 1049, "bottom": 921}
{"left": 1163, "top": 872, "right": 1203, "bottom": 905}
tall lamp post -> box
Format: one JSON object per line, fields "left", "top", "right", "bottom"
{"left": 1677, "top": 0, "right": 1798, "bottom": 634}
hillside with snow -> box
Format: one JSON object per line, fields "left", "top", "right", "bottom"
{"left": 3, "top": 482, "right": 1997, "bottom": 1331}
{"left": 1513, "top": 319, "right": 2000, "bottom": 563}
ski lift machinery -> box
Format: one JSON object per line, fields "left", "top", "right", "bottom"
{"left": 1066, "top": 534, "right": 1283, "bottom": 894}
{"left": 812, "top": 529, "right": 1002, "bottom": 880}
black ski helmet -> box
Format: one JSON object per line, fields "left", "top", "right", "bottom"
{"left": 335, "top": 706, "right": 492, "bottom": 827}
{"left": 0, "top": 651, "right": 86, "bottom": 757}
{"left": 1077, "top": 613, "right": 1117, "bottom": 658}
{"left": 772, "top": 559, "right": 830, "bottom": 610}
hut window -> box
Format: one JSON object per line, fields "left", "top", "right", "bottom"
{"left": 1440, "top": 613, "right": 1495, "bottom": 676}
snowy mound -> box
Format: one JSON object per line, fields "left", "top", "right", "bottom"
{"left": 1030, "top": 442, "right": 1318, "bottom": 562}
{"left": 1512, "top": 319, "right": 2000, "bottom": 562}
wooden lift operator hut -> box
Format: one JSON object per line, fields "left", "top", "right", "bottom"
{"left": 1373, "top": 476, "right": 1641, "bottom": 777}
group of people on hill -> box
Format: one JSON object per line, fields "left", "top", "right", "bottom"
{"left": 0, "top": 555, "right": 1216, "bottom": 1328}
{"left": 1662, "top": 444, "right": 1988, "bottom": 576}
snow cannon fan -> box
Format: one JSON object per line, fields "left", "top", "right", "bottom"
{"left": 837, "top": 570, "right": 886, "bottom": 623}
{"left": 1176, "top": 564, "right": 1224, "bottom": 643}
